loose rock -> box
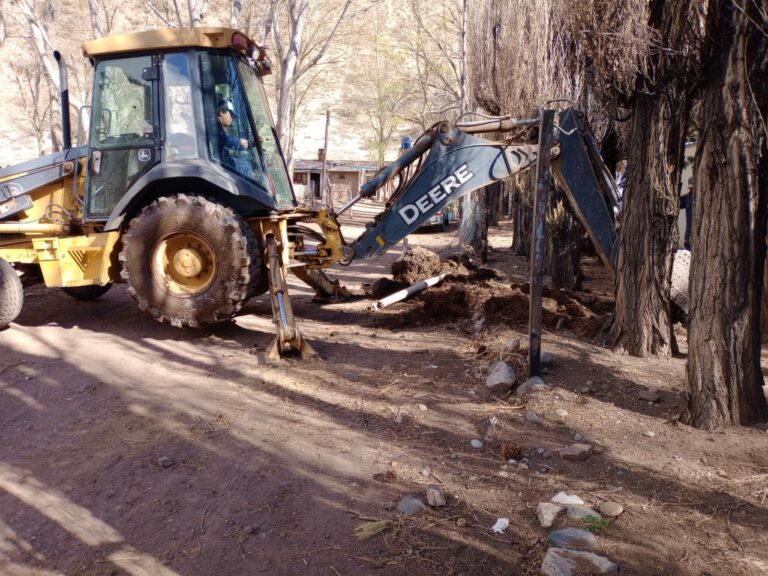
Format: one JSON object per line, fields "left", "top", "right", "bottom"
{"left": 503, "top": 337, "right": 522, "bottom": 353}
{"left": 470, "top": 439, "right": 484, "bottom": 449}
{"left": 397, "top": 495, "right": 426, "bottom": 516}
{"left": 516, "top": 376, "right": 548, "bottom": 397}
{"left": 547, "top": 528, "right": 598, "bottom": 551}
{"left": 418, "top": 403, "right": 428, "bottom": 411}
{"left": 541, "top": 548, "right": 618, "bottom": 576}
{"left": 638, "top": 388, "right": 661, "bottom": 403}
{"left": 567, "top": 505, "right": 602, "bottom": 521}
{"left": 574, "top": 433, "right": 584, "bottom": 442}
{"left": 536, "top": 502, "right": 564, "bottom": 528}
{"left": 551, "top": 492, "right": 584, "bottom": 506}
{"left": 456, "top": 517, "right": 469, "bottom": 527}
{"left": 486, "top": 361, "right": 516, "bottom": 392}
{"left": 525, "top": 411, "right": 543, "bottom": 425}
{"left": 643, "top": 431, "right": 656, "bottom": 438}
{"left": 555, "top": 408, "right": 569, "bottom": 418}
{"left": 560, "top": 444, "right": 593, "bottom": 461}
{"left": 420, "top": 466, "right": 432, "bottom": 477}
{"left": 156, "top": 456, "right": 175, "bottom": 468}
{"left": 599, "top": 502, "right": 624, "bottom": 517}
{"left": 426, "top": 485, "right": 447, "bottom": 507}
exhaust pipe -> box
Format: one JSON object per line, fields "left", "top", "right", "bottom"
{"left": 53, "top": 50, "right": 71, "bottom": 150}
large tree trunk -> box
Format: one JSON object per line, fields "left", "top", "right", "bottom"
{"left": 511, "top": 174, "right": 533, "bottom": 257}
{"left": 610, "top": 89, "right": 685, "bottom": 356}
{"left": 547, "top": 195, "right": 582, "bottom": 290}
{"left": 459, "top": 189, "right": 489, "bottom": 262}
{"left": 685, "top": 0, "right": 768, "bottom": 429}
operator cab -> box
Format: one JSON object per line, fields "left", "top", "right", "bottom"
{"left": 81, "top": 28, "right": 295, "bottom": 224}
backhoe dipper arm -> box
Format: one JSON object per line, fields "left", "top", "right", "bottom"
{"left": 351, "top": 123, "right": 539, "bottom": 260}
{"left": 549, "top": 108, "right": 619, "bottom": 272}
{"left": 348, "top": 107, "right": 620, "bottom": 274}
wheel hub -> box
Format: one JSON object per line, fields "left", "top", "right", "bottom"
{"left": 152, "top": 232, "right": 217, "bottom": 296}
{"left": 172, "top": 247, "right": 205, "bottom": 278}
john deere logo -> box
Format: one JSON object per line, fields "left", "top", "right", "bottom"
{"left": 137, "top": 149, "right": 151, "bottom": 162}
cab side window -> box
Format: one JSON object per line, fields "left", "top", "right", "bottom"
{"left": 164, "top": 53, "right": 198, "bottom": 160}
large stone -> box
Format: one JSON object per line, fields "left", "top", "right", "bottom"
{"left": 486, "top": 361, "right": 516, "bottom": 392}
{"left": 560, "top": 443, "right": 593, "bottom": 461}
{"left": 536, "top": 502, "right": 564, "bottom": 528}
{"left": 426, "top": 485, "right": 447, "bottom": 507}
{"left": 566, "top": 505, "right": 602, "bottom": 521}
{"left": 599, "top": 502, "right": 624, "bottom": 517}
{"left": 551, "top": 492, "right": 584, "bottom": 506}
{"left": 397, "top": 495, "right": 426, "bottom": 515}
{"left": 541, "top": 548, "right": 618, "bottom": 576}
{"left": 547, "top": 528, "right": 598, "bottom": 551}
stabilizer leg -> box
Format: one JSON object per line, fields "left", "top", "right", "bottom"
{"left": 265, "top": 236, "right": 316, "bottom": 360}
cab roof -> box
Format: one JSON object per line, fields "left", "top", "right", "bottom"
{"left": 82, "top": 27, "right": 254, "bottom": 58}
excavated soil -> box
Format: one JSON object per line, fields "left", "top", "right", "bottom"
{"left": 1, "top": 208, "right": 768, "bottom": 576}
{"left": 390, "top": 246, "right": 612, "bottom": 340}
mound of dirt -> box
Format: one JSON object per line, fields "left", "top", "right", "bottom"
{"left": 383, "top": 246, "right": 613, "bottom": 339}
{"left": 391, "top": 246, "right": 471, "bottom": 283}
{"left": 390, "top": 245, "right": 499, "bottom": 285}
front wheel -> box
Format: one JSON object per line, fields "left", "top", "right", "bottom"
{"left": 0, "top": 258, "right": 23, "bottom": 329}
{"left": 119, "top": 194, "right": 263, "bottom": 327}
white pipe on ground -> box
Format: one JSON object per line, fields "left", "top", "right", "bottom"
{"left": 372, "top": 273, "right": 446, "bottom": 310}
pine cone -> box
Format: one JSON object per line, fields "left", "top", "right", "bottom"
{"left": 501, "top": 441, "right": 523, "bottom": 461}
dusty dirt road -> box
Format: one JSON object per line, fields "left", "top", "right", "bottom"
{"left": 1, "top": 207, "right": 768, "bottom": 576}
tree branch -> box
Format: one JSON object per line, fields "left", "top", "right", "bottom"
{"left": 294, "top": 0, "right": 351, "bottom": 81}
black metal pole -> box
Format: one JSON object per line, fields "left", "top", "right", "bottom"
{"left": 529, "top": 109, "right": 556, "bottom": 377}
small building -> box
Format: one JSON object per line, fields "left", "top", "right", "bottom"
{"left": 293, "top": 155, "right": 392, "bottom": 206}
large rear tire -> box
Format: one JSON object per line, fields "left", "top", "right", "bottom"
{"left": 119, "top": 194, "right": 263, "bottom": 327}
{"left": 61, "top": 284, "right": 113, "bottom": 301}
{"left": 0, "top": 258, "right": 23, "bottom": 329}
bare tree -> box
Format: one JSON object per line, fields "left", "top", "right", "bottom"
{"left": 270, "top": 0, "right": 354, "bottom": 170}
{"left": 560, "top": 0, "right": 702, "bottom": 356}
{"left": 230, "top": 0, "right": 242, "bottom": 28}
{"left": 343, "top": 17, "right": 409, "bottom": 166}
{"left": 87, "top": 0, "right": 105, "bottom": 37}
{"left": 12, "top": 61, "right": 51, "bottom": 155}
{"left": 0, "top": 8, "right": 6, "bottom": 46}
{"left": 10, "top": 0, "right": 87, "bottom": 151}
{"left": 187, "top": 0, "right": 206, "bottom": 27}
{"left": 684, "top": 0, "right": 768, "bottom": 429}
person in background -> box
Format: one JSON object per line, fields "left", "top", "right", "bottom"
{"left": 680, "top": 181, "right": 693, "bottom": 250}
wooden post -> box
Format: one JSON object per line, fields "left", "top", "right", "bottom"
{"left": 321, "top": 109, "right": 331, "bottom": 207}
{"left": 529, "top": 109, "right": 556, "bottom": 377}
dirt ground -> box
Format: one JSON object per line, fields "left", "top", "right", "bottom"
{"left": 1, "top": 202, "right": 768, "bottom": 576}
